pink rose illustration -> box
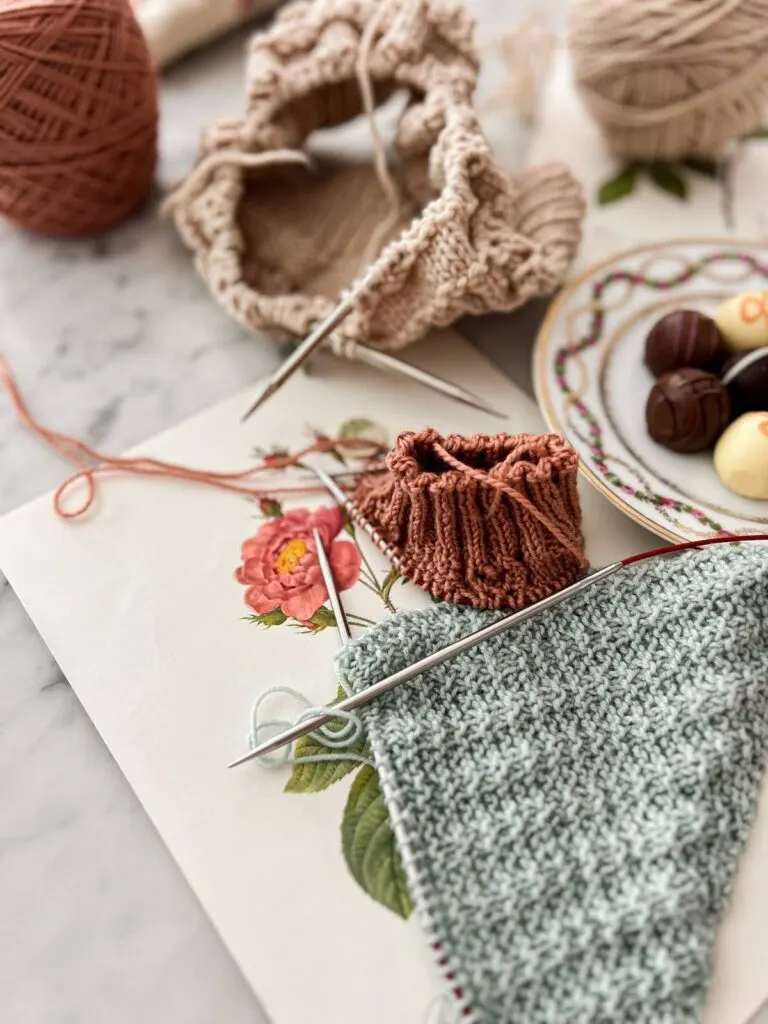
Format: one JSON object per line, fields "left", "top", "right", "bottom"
{"left": 236, "top": 506, "right": 361, "bottom": 623}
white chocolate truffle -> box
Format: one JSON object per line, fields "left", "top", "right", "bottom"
{"left": 714, "top": 292, "right": 768, "bottom": 351}
{"left": 714, "top": 412, "right": 768, "bottom": 499}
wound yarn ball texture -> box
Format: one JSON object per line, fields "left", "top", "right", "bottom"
{"left": 0, "top": 0, "right": 158, "bottom": 237}
{"left": 568, "top": 0, "right": 768, "bottom": 160}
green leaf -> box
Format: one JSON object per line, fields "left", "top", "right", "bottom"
{"left": 285, "top": 684, "right": 368, "bottom": 793}
{"left": 648, "top": 162, "right": 688, "bottom": 199}
{"left": 258, "top": 497, "right": 283, "bottom": 519}
{"left": 744, "top": 125, "right": 768, "bottom": 140}
{"left": 597, "top": 165, "right": 637, "bottom": 205}
{"left": 341, "top": 765, "right": 413, "bottom": 919}
{"left": 284, "top": 738, "right": 361, "bottom": 792}
{"left": 311, "top": 429, "right": 347, "bottom": 466}
{"left": 380, "top": 566, "right": 402, "bottom": 607}
{"left": 338, "top": 418, "right": 388, "bottom": 459}
{"left": 339, "top": 417, "right": 378, "bottom": 439}
{"left": 245, "top": 609, "right": 288, "bottom": 628}
{"left": 682, "top": 157, "right": 718, "bottom": 178}
{"left": 293, "top": 606, "right": 337, "bottom": 633}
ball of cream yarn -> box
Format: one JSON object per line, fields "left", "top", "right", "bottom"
{"left": 568, "top": 0, "right": 768, "bottom": 160}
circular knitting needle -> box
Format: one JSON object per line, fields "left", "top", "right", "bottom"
{"left": 240, "top": 293, "right": 507, "bottom": 422}
{"left": 301, "top": 461, "right": 402, "bottom": 569}
{"left": 354, "top": 345, "right": 508, "bottom": 420}
{"left": 312, "top": 527, "right": 351, "bottom": 645}
{"left": 227, "top": 534, "right": 768, "bottom": 768}
{"left": 227, "top": 562, "right": 623, "bottom": 769}
{"left": 241, "top": 295, "right": 357, "bottom": 422}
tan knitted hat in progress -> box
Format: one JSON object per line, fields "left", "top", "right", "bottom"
{"left": 352, "top": 429, "right": 589, "bottom": 609}
{"left": 166, "top": 0, "right": 585, "bottom": 358}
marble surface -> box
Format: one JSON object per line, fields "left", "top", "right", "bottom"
{"left": 0, "top": 6, "right": 555, "bottom": 1022}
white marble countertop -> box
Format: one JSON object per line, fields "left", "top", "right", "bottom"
{"left": 0, "top": 7, "right": 554, "bottom": 1022}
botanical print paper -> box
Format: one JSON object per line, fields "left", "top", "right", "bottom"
{"left": 1, "top": 333, "right": 766, "bottom": 1023}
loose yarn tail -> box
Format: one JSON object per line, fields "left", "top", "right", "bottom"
{"left": 0, "top": 356, "right": 385, "bottom": 519}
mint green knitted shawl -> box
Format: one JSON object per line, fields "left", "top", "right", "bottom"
{"left": 336, "top": 546, "right": 768, "bottom": 1024}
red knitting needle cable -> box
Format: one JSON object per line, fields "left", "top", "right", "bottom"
{"left": 622, "top": 534, "right": 768, "bottom": 566}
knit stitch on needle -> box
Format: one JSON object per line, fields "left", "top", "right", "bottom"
{"left": 336, "top": 545, "right": 768, "bottom": 1023}
{"left": 165, "top": 0, "right": 584, "bottom": 357}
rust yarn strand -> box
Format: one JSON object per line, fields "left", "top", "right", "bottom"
{"left": 0, "top": 357, "right": 387, "bottom": 518}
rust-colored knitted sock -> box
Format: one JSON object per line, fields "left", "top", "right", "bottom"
{"left": 353, "top": 429, "right": 588, "bottom": 609}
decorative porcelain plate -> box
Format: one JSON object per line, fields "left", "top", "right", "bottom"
{"left": 534, "top": 240, "right": 768, "bottom": 541}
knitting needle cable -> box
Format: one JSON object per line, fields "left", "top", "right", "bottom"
{"left": 227, "top": 533, "right": 768, "bottom": 768}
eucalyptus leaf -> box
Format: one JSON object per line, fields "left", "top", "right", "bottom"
{"left": 341, "top": 765, "right": 413, "bottom": 918}
{"left": 597, "top": 165, "right": 637, "bottom": 205}
{"left": 648, "top": 162, "right": 688, "bottom": 199}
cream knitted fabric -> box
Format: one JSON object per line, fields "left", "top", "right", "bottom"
{"left": 337, "top": 546, "right": 768, "bottom": 1023}
{"left": 165, "top": 0, "right": 585, "bottom": 356}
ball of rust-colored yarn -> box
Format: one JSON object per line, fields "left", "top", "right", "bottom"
{"left": 0, "top": 0, "right": 158, "bottom": 236}
{"left": 568, "top": 0, "right": 768, "bottom": 159}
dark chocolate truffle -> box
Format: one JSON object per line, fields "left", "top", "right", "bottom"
{"left": 645, "top": 368, "right": 731, "bottom": 453}
{"left": 644, "top": 309, "right": 727, "bottom": 378}
{"left": 721, "top": 349, "right": 768, "bottom": 417}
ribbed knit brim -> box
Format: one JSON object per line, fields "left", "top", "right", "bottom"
{"left": 352, "top": 428, "right": 588, "bottom": 609}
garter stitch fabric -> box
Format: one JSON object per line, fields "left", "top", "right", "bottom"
{"left": 336, "top": 546, "right": 768, "bottom": 1023}
{"left": 352, "top": 429, "right": 588, "bottom": 609}
{"left": 165, "top": 0, "right": 585, "bottom": 357}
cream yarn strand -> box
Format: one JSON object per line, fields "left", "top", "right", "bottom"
{"left": 569, "top": 0, "right": 768, "bottom": 159}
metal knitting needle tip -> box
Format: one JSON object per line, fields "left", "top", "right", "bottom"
{"left": 227, "top": 562, "right": 624, "bottom": 768}
{"left": 312, "top": 527, "right": 351, "bottom": 645}
{"left": 354, "top": 344, "right": 508, "bottom": 420}
{"left": 241, "top": 295, "right": 357, "bottom": 422}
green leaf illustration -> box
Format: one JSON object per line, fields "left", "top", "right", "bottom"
{"left": 311, "top": 428, "right": 347, "bottom": 465}
{"left": 648, "top": 162, "right": 688, "bottom": 199}
{"left": 284, "top": 738, "right": 361, "bottom": 792}
{"left": 338, "top": 418, "right": 388, "bottom": 459}
{"left": 285, "top": 683, "right": 369, "bottom": 793}
{"left": 294, "top": 606, "right": 337, "bottom": 633}
{"left": 339, "top": 417, "right": 378, "bottom": 439}
{"left": 597, "top": 165, "right": 637, "bottom": 205}
{"left": 343, "top": 510, "right": 356, "bottom": 537}
{"left": 258, "top": 497, "right": 283, "bottom": 519}
{"left": 682, "top": 157, "right": 718, "bottom": 178}
{"left": 245, "top": 609, "right": 288, "bottom": 628}
{"left": 380, "top": 566, "right": 402, "bottom": 608}
{"left": 341, "top": 765, "right": 413, "bottom": 919}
